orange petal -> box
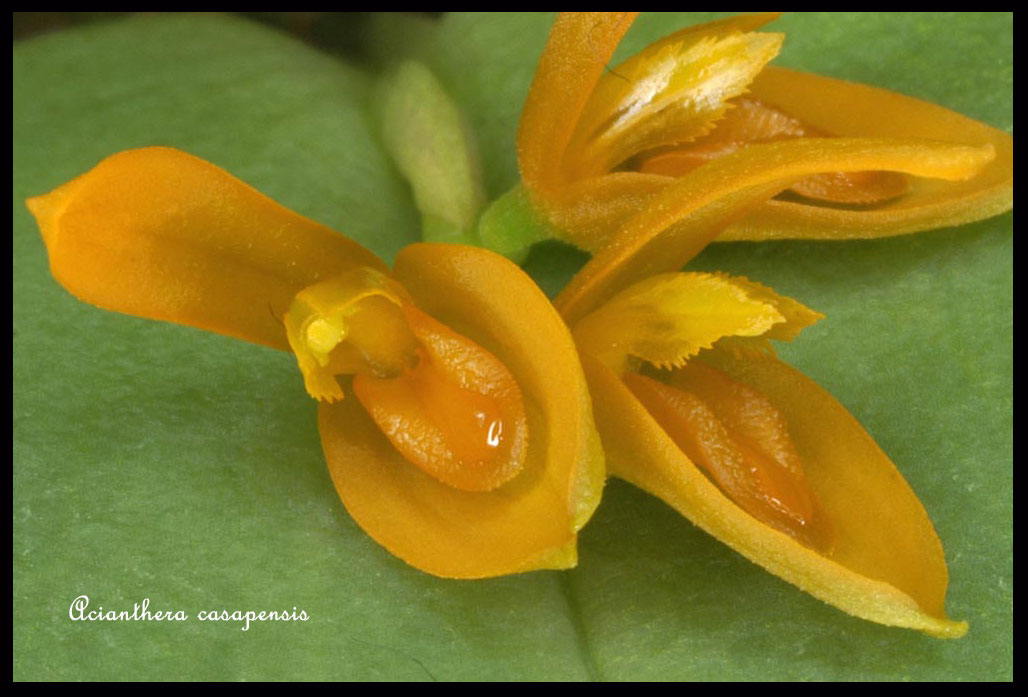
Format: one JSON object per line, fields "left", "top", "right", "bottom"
{"left": 26, "top": 147, "right": 387, "bottom": 351}
{"left": 642, "top": 151, "right": 911, "bottom": 208}
{"left": 582, "top": 352, "right": 966, "bottom": 638}
{"left": 638, "top": 98, "right": 911, "bottom": 206}
{"left": 720, "top": 67, "right": 1014, "bottom": 240}
{"left": 517, "top": 12, "right": 638, "bottom": 199}
{"left": 319, "top": 244, "right": 604, "bottom": 578}
{"left": 556, "top": 138, "right": 995, "bottom": 324}
{"left": 641, "top": 147, "right": 911, "bottom": 206}
{"left": 547, "top": 172, "right": 667, "bottom": 252}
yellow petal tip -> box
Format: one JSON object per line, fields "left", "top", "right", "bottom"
{"left": 932, "top": 619, "right": 969, "bottom": 640}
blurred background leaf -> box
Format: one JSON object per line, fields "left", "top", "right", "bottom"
{"left": 14, "top": 12, "right": 1011, "bottom": 681}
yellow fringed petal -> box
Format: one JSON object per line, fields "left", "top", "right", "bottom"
{"left": 556, "top": 138, "right": 994, "bottom": 324}
{"left": 624, "top": 12, "right": 782, "bottom": 57}
{"left": 581, "top": 352, "right": 967, "bottom": 638}
{"left": 26, "top": 147, "right": 387, "bottom": 350}
{"left": 572, "top": 272, "right": 792, "bottom": 374}
{"left": 714, "top": 274, "right": 823, "bottom": 342}
{"left": 559, "top": 13, "right": 782, "bottom": 179}
{"left": 566, "top": 31, "right": 783, "bottom": 178}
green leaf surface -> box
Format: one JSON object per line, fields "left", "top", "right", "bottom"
{"left": 13, "top": 12, "right": 1011, "bottom": 681}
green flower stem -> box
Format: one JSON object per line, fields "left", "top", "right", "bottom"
{"left": 477, "top": 184, "right": 559, "bottom": 264}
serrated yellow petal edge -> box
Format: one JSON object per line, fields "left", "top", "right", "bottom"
{"left": 572, "top": 271, "right": 821, "bottom": 374}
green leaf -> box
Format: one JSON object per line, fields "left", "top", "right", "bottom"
{"left": 14, "top": 12, "right": 1011, "bottom": 681}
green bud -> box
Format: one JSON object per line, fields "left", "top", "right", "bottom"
{"left": 379, "top": 61, "right": 485, "bottom": 245}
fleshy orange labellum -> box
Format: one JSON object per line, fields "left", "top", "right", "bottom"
{"left": 624, "top": 365, "right": 831, "bottom": 550}
{"left": 353, "top": 304, "right": 528, "bottom": 492}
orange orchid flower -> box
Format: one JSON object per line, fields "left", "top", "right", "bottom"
{"left": 21, "top": 12, "right": 1010, "bottom": 642}
{"left": 26, "top": 146, "right": 605, "bottom": 580}
{"left": 566, "top": 268, "right": 970, "bottom": 638}
{"left": 509, "top": 12, "right": 1012, "bottom": 258}
{"left": 511, "top": 12, "right": 1014, "bottom": 637}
